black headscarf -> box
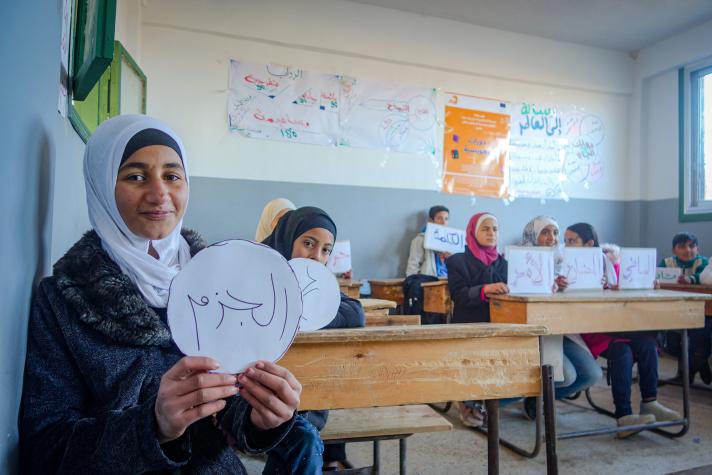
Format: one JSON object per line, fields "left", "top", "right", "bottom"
{"left": 261, "top": 206, "right": 337, "bottom": 259}
{"left": 566, "top": 222, "right": 600, "bottom": 247}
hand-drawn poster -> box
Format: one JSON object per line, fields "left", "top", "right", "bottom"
{"left": 289, "top": 258, "right": 341, "bottom": 332}
{"left": 442, "top": 93, "right": 510, "bottom": 197}
{"left": 227, "top": 60, "right": 437, "bottom": 155}
{"left": 423, "top": 223, "right": 466, "bottom": 254}
{"left": 510, "top": 102, "right": 606, "bottom": 199}
{"left": 618, "top": 248, "right": 656, "bottom": 289}
{"left": 506, "top": 246, "right": 555, "bottom": 294}
{"left": 561, "top": 248, "right": 604, "bottom": 290}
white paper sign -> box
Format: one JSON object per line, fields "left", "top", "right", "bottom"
{"left": 619, "top": 248, "right": 657, "bottom": 289}
{"left": 167, "top": 240, "right": 303, "bottom": 374}
{"left": 289, "top": 258, "right": 341, "bottom": 332}
{"left": 327, "top": 241, "right": 352, "bottom": 274}
{"left": 561, "top": 248, "right": 604, "bottom": 290}
{"left": 423, "top": 223, "right": 466, "bottom": 254}
{"left": 506, "top": 246, "right": 555, "bottom": 294}
{"left": 656, "top": 267, "right": 682, "bottom": 283}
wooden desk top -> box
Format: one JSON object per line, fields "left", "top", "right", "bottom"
{"left": 492, "top": 289, "right": 712, "bottom": 303}
{"left": 421, "top": 279, "right": 448, "bottom": 288}
{"left": 282, "top": 323, "right": 546, "bottom": 409}
{"left": 294, "top": 323, "right": 548, "bottom": 344}
{"left": 358, "top": 298, "right": 398, "bottom": 311}
{"left": 338, "top": 278, "right": 362, "bottom": 287}
{"left": 369, "top": 278, "right": 405, "bottom": 285}
{"left": 489, "top": 289, "right": 708, "bottom": 334}
{"left": 660, "top": 283, "right": 712, "bottom": 293}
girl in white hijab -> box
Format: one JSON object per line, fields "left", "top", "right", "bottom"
{"left": 255, "top": 198, "right": 296, "bottom": 242}
{"left": 84, "top": 114, "right": 191, "bottom": 307}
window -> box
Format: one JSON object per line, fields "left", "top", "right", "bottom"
{"left": 680, "top": 61, "right": 712, "bottom": 221}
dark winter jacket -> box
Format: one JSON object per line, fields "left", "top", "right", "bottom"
{"left": 446, "top": 250, "right": 508, "bottom": 323}
{"left": 20, "top": 230, "right": 296, "bottom": 474}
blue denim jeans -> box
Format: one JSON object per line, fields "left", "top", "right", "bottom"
{"left": 554, "top": 337, "right": 603, "bottom": 400}
{"left": 606, "top": 333, "right": 659, "bottom": 418}
{"left": 264, "top": 414, "right": 324, "bottom": 475}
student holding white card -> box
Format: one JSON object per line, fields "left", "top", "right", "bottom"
{"left": 20, "top": 116, "right": 322, "bottom": 474}
{"left": 446, "top": 212, "right": 507, "bottom": 427}
{"left": 565, "top": 222, "right": 682, "bottom": 436}
{"left": 262, "top": 206, "right": 365, "bottom": 471}
{"left": 519, "top": 217, "right": 601, "bottom": 420}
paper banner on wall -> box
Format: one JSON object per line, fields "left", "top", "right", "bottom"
{"left": 167, "top": 240, "right": 303, "bottom": 374}
{"left": 506, "top": 246, "right": 554, "bottom": 294}
{"left": 289, "top": 258, "right": 341, "bottom": 332}
{"left": 441, "top": 93, "right": 510, "bottom": 197}
{"left": 656, "top": 267, "right": 681, "bottom": 284}
{"left": 618, "top": 248, "right": 656, "bottom": 289}
{"left": 561, "top": 248, "right": 604, "bottom": 290}
{"left": 509, "top": 102, "right": 606, "bottom": 199}
{"left": 227, "top": 60, "right": 437, "bottom": 155}
{"left": 423, "top": 223, "right": 466, "bottom": 254}
{"left": 327, "top": 241, "right": 352, "bottom": 274}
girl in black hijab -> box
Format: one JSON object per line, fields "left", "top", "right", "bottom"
{"left": 262, "top": 206, "right": 365, "bottom": 470}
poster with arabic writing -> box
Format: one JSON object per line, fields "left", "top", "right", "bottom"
{"left": 227, "top": 60, "right": 437, "bottom": 155}
{"left": 510, "top": 102, "right": 606, "bottom": 199}
{"left": 441, "top": 93, "right": 510, "bottom": 197}
{"left": 618, "top": 248, "right": 656, "bottom": 289}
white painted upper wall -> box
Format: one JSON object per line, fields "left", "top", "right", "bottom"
{"left": 633, "top": 18, "right": 712, "bottom": 201}
{"left": 140, "top": 0, "right": 635, "bottom": 200}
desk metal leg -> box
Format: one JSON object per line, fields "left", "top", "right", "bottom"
{"left": 485, "top": 399, "right": 499, "bottom": 475}
{"left": 654, "top": 328, "right": 690, "bottom": 438}
{"left": 399, "top": 438, "right": 407, "bottom": 475}
{"left": 372, "top": 440, "right": 380, "bottom": 474}
{"left": 542, "top": 364, "right": 558, "bottom": 475}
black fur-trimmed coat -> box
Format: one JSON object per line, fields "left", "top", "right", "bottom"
{"left": 20, "top": 230, "right": 296, "bottom": 474}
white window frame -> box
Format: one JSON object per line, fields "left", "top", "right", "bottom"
{"left": 680, "top": 58, "right": 712, "bottom": 221}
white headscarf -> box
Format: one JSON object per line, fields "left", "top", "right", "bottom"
{"left": 255, "top": 198, "right": 296, "bottom": 242}
{"left": 84, "top": 115, "right": 191, "bottom": 308}
{"left": 521, "top": 215, "right": 563, "bottom": 273}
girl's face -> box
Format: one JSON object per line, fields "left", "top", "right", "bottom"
{"left": 475, "top": 218, "right": 498, "bottom": 247}
{"left": 291, "top": 227, "right": 335, "bottom": 265}
{"left": 115, "top": 145, "right": 188, "bottom": 240}
{"left": 673, "top": 240, "right": 699, "bottom": 262}
{"left": 564, "top": 230, "right": 595, "bottom": 247}
{"left": 537, "top": 225, "right": 559, "bottom": 247}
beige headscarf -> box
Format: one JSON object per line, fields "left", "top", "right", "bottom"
{"left": 254, "top": 198, "right": 296, "bottom": 242}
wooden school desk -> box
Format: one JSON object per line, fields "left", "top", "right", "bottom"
{"left": 358, "top": 298, "right": 398, "bottom": 316}
{"left": 421, "top": 279, "right": 452, "bottom": 317}
{"left": 338, "top": 279, "right": 363, "bottom": 299}
{"left": 489, "top": 289, "right": 708, "bottom": 442}
{"left": 279, "top": 324, "right": 556, "bottom": 475}
{"left": 369, "top": 278, "right": 405, "bottom": 310}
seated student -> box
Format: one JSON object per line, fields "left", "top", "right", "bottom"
{"left": 566, "top": 223, "right": 682, "bottom": 437}
{"left": 20, "top": 115, "right": 322, "bottom": 474}
{"left": 446, "top": 212, "right": 507, "bottom": 427}
{"left": 262, "top": 206, "right": 365, "bottom": 471}
{"left": 404, "top": 205, "right": 450, "bottom": 323}
{"left": 406, "top": 205, "right": 450, "bottom": 277}
{"left": 659, "top": 232, "right": 712, "bottom": 384}
{"left": 255, "top": 198, "right": 296, "bottom": 242}
{"left": 519, "top": 217, "right": 602, "bottom": 420}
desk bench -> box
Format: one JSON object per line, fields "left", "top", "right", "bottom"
{"left": 320, "top": 405, "right": 452, "bottom": 474}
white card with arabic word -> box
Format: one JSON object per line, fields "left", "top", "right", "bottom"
{"left": 423, "top": 223, "right": 466, "bottom": 254}
{"left": 656, "top": 267, "right": 681, "bottom": 284}
{"left": 562, "top": 248, "right": 604, "bottom": 290}
{"left": 327, "top": 240, "right": 352, "bottom": 274}
{"left": 619, "top": 248, "right": 657, "bottom": 289}
{"left": 167, "top": 240, "right": 303, "bottom": 374}
{"left": 506, "top": 246, "right": 555, "bottom": 294}
{"left": 289, "top": 258, "right": 341, "bottom": 331}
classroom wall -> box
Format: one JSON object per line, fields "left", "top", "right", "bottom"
{"left": 0, "top": 0, "right": 87, "bottom": 471}
{"left": 141, "top": 0, "right": 632, "bottom": 200}
{"left": 138, "top": 0, "right": 642, "bottom": 277}
{"left": 632, "top": 18, "right": 712, "bottom": 258}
